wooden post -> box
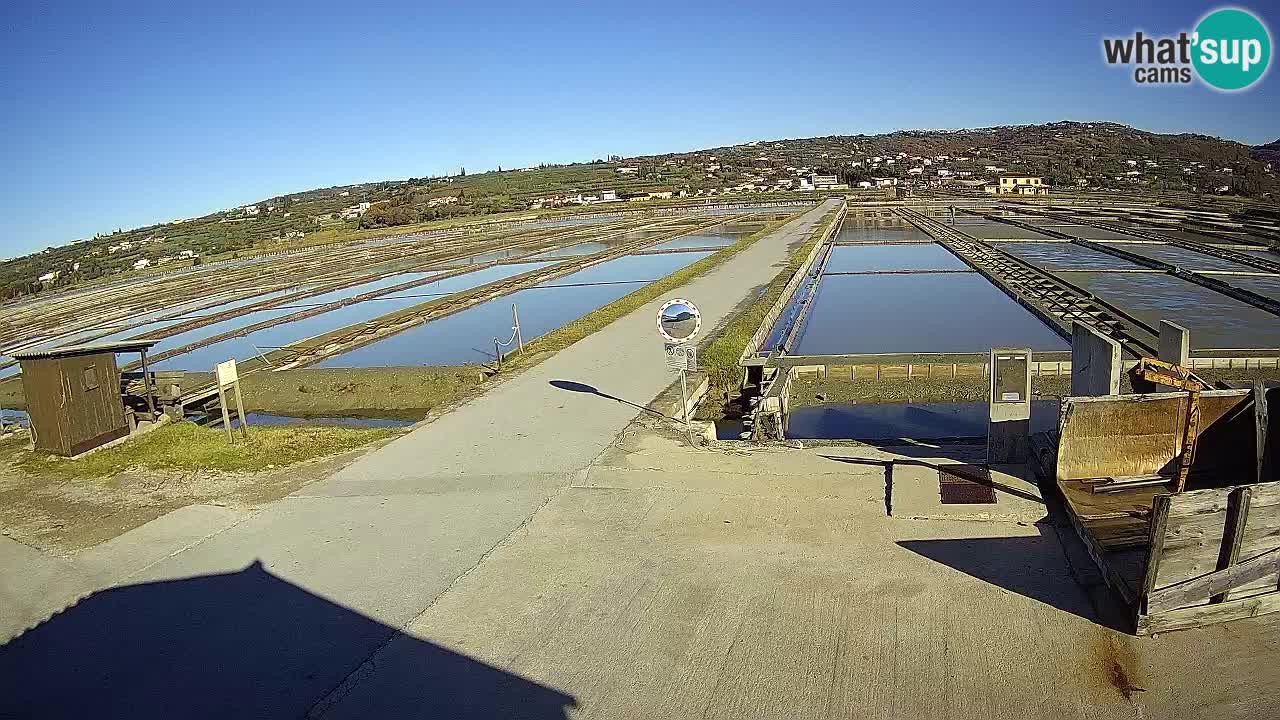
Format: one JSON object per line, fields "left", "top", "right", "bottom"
{"left": 512, "top": 303, "right": 523, "bottom": 354}
{"left": 139, "top": 349, "right": 156, "bottom": 418}
{"left": 1173, "top": 387, "right": 1201, "bottom": 494}
{"left": 1140, "top": 494, "right": 1172, "bottom": 616}
{"left": 217, "top": 383, "right": 233, "bottom": 444}
{"left": 233, "top": 380, "right": 249, "bottom": 441}
{"left": 1256, "top": 381, "right": 1269, "bottom": 485}
{"left": 1211, "top": 487, "right": 1252, "bottom": 604}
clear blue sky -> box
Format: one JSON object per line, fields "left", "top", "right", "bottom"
{"left": 1, "top": 0, "right": 1276, "bottom": 256}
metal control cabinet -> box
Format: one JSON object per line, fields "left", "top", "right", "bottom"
{"left": 988, "top": 348, "right": 1032, "bottom": 463}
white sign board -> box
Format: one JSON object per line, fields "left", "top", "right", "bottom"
{"left": 215, "top": 359, "right": 239, "bottom": 387}
{"left": 664, "top": 343, "right": 697, "bottom": 372}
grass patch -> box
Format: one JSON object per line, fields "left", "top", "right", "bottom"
{"left": 698, "top": 207, "right": 841, "bottom": 391}
{"left": 503, "top": 211, "right": 803, "bottom": 371}
{"left": 16, "top": 421, "right": 402, "bottom": 478}
{"left": 239, "top": 367, "right": 486, "bottom": 416}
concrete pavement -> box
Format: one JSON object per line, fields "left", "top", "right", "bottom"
{"left": 0, "top": 200, "right": 840, "bottom": 719}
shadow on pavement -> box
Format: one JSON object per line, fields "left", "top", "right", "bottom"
{"left": 548, "top": 379, "right": 671, "bottom": 419}
{"left": 0, "top": 561, "right": 576, "bottom": 720}
{"left": 822, "top": 454, "right": 1044, "bottom": 505}
{"left": 898, "top": 527, "right": 1128, "bottom": 632}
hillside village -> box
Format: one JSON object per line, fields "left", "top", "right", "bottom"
{"left": 2, "top": 121, "right": 1276, "bottom": 302}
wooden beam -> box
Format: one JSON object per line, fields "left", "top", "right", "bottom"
{"left": 138, "top": 349, "right": 156, "bottom": 418}
{"left": 1139, "top": 494, "right": 1171, "bottom": 615}
{"left": 1139, "top": 590, "right": 1280, "bottom": 635}
{"left": 1257, "top": 381, "right": 1270, "bottom": 485}
{"left": 1148, "top": 546, "right": 1280, "bottom": 614}
{"left": 1211, "top": 487, "right": 1252, "bottom": 604}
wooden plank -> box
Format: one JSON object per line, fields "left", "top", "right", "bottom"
{"left": 1104, "top": 549, "right": 1148, "bottom": 602}
{"left": 1085, "top": 517, "right": 1153, "bottom": 550}
{"left": 1056, "top": 390, "right": 1250, "bottom": 483}
{"left": 1058, "top": 479, "right": 1161, "bottom": 521}
{"left": 1153, "top": 481, "right": 1280, "bottom": 602}
{"left": 1212, "top": 487, "right": 1252, "bottom": 604}
{"left": 1157, "top": 504, "right": 1280, "bottom": 595}
{"left": 1140, "top": 494, "right": 1172, "bottom": 615}
{"left": 1062, "top": 494, "right": 1138, "bottom": 607}
{"left": 1147, "top": 546, "right": 1280, "bottom": 613}
{"left": 1164, "top": 480, "right": 1280, "bottom": 519}
{"left": 217, "top": 384, "right": 233, "bottom": 444}
{"left": 1139, "top": 584, "right": 1280, "bottom": 635}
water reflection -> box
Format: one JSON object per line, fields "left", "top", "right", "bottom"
{"left": 823, "top": 244, "right": 967, "bottom": 273}
{"left": 316, "top": 252, "right": 712, "bottom": 368}
{"left": 787, "top": 400, "right": 1059, "bottom": 440}
{"left": 792, "top": 274, "right": 1068, "bottom": 355}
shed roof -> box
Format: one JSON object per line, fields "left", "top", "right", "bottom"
{"left": 13, "top": 339, "right": 159, "bottom": 361}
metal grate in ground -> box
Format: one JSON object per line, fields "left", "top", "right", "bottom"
{"left": 938, "top": 466, "right": 997, "bottom": 504}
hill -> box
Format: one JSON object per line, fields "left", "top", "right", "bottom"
{"left": 1251, "top": 139, "right": 1280, "bottom": 168}
{"left": 3, "top": 121, "right": 1276, "bottom": 302}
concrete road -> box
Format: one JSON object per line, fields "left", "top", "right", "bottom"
{"left": 0, "top": 200, "right": 839, "bottom": 719}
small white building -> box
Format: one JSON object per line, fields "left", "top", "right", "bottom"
{"left": 616, "top": 167, "right": 639, "bottom": 175}
{"left": 133, "top": 258, "right": 151, "bottom": 270}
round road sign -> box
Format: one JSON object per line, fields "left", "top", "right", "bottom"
{"left": 657, "top": 298, "right": 701, "bottom": 343}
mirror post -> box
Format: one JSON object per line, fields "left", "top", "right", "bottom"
{"left": 680, "top": 367, "right": 694, "bottom": 445}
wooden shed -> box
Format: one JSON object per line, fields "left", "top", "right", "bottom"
{"left": 13, "top": 340, "right": 158, "bottom": 456}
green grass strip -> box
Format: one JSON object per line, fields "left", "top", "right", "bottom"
{"left": 17, "top": 422, "right": 402, "bottom": 478}
{"left": 698, "top": 208, "right": 840, "bottom": 391}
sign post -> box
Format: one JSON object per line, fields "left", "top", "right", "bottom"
{"left": 988, "top": 348, "right": 1031, "bottom": 463}
{"left": 657, "top": 298, "right": 702, "bottom": 444}
{"left": 215, "top": 359, "right": 249, "bottom": 443}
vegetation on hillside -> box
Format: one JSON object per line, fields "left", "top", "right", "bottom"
{"left": 4, "top": 121, "right": 1275, "bottom": 303}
